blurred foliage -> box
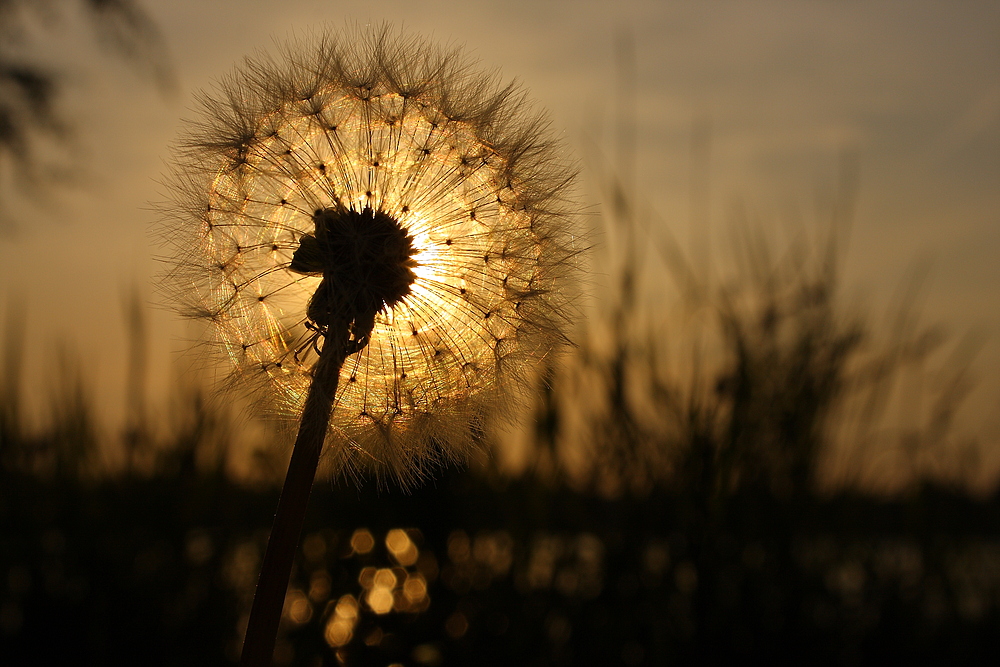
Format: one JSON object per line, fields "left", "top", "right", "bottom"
{"left": 0, "top": 0, "right": 171, "bottom": 229}
{"left": 3, "top": 447, "right": 1000, "bottom": 665}
{"left": 2, "top": 177, "right": 999, "bottom": 665}
{"left": 559, "top": 156, "right": 980, "bottom": 501}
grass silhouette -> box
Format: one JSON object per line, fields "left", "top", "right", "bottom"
{"left": 1, "top": 163, "right": 995, "bottom": 666}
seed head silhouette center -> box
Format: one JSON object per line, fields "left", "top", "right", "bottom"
{"left": 290, "top": 207, "right": 418, "bottom": 342}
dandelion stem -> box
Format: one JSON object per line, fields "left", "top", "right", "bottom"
{"left": 241, "top": 327, "right": 348, "bottom": 667}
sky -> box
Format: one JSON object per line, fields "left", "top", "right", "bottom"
{"left": 1, "top": 0, "right": 998, "bottom": 487}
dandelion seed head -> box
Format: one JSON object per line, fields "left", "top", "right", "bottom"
{"left": 159, "top": 25, "right": 582, "bottom": 486}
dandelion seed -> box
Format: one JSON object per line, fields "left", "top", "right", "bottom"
{"left": 158, "top": 24, "right": 581, "bottom": 667}
{"left": 161, "top": 26, "right": 580, "bottom": 485}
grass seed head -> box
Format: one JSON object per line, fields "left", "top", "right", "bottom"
{"left": 158, "top": 25, "right": 583, "bottom": 486}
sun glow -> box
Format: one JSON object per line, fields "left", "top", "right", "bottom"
{"left": 199, "top": 95, "right": 530, "bottom": 421}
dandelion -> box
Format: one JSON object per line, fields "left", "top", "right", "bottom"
{"left": 158, "top": 26, "right": 581, "bottom": 667}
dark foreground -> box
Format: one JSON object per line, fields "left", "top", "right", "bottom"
{"left": 3, "top": 465, "right": 1000, "bottom": 667}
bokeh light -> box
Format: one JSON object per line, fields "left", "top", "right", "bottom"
{"left": 323, "top": 594, "right": 359, "bottom": 647}
{"left": 350, "top": 529, "right": 375, "bottom": 555}
{"left": 283, "top": 589, "right": 312, "bottom": 625}
{"left": 386, "top": 529, "right": 419, "bottom": 567}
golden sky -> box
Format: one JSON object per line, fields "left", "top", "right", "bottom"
{"left": 1, "top": 0, "right": 998, "bottom": 485}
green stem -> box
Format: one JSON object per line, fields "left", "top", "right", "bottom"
{"left": 240, "top": 334, "right": 347, "bottom": 667}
